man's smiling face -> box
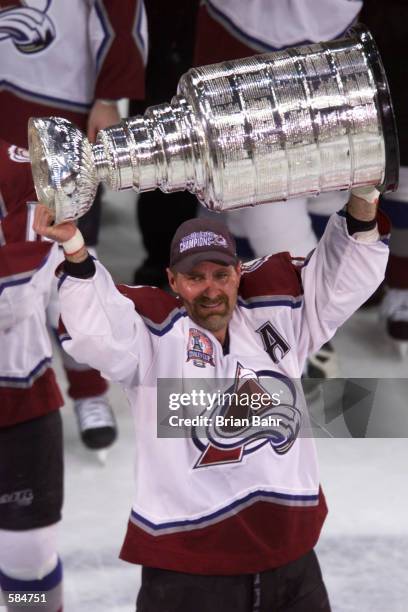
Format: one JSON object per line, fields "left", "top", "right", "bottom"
{"left": 167, "top": 261, "right": 241, "bottom": 343}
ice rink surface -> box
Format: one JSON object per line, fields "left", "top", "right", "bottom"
{"left": 54, "top": 192, "right": 407, "bottom": 611}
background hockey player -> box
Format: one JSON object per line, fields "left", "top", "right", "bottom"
{"left": 0, "top": 0, "right": 148, "bottom": 449}
{"left": 0, "top": 140, "right": 63, "bottom": 610}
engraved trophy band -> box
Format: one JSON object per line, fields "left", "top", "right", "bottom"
{"left": 28, "top": 25, "right": 399, "bottom": 223}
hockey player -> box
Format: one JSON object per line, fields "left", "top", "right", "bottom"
{"left": 33, "top": 183, "right": 389, "bottom": 611}
{"left": 0, "top": 141, "right": 63, "bottom": 610}
{"left": 0, "top": 0, "right": 148, "bottom": 448}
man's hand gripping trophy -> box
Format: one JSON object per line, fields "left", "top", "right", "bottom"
{"left": 33, "top": 204, "right": 88, "bottom": 263}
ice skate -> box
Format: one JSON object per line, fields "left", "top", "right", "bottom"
{"left": 74, "top": 395, "right": 118, "bottom": 452}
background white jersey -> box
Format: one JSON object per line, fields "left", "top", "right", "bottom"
{"left": 0, "top": 0, "right": 147, "bottom": 147}
{"left": 0, "top": 139, "right": 63, "bottom": 426}
{"left": 202, "top": 0, "right": 362, "bottom": 52}
{"left": 0, "top": 0, "right": 147, "bottom": 109}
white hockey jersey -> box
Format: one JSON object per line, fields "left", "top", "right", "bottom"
{"left": 0, "top": 0, "right": 147, "bottom": 146}
{"left": 198, "top": 0, "right": 362, "bottom": 56}
{"left": 57, "top": 208, "right": 389, "bottom": 574}
{"left": 0, "top": 140, "right": 63, "bottom": 427}
{"left": 0, "top": 0, "right": 147, "bottom": 107}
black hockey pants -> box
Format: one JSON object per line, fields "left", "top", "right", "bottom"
{"left": 136, "top": 549, "right": 331, "bottom": 611}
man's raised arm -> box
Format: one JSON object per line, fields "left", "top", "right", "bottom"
{"left": 294, "top": 185, "right": 390, "bottom": 364}
{"left": 33, "top": 204, "right": 155, "bottom": 385}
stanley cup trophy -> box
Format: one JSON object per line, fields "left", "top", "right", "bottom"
{"left": 28, "top": 26, "right": 399, "bottom": 223}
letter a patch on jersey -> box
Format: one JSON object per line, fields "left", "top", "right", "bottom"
{"left": 256, "top": 321, "right": 290, "bottom": 364}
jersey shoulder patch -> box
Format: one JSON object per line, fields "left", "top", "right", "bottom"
{"left": 239, "top": 252, "right": 303, "bottom": 299}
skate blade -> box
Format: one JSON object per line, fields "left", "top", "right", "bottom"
{"left": 96, "top": 449, "right": 109, "bottom": 465}
{"left": 391, "top": 339, "right": 408, "bottom": 359}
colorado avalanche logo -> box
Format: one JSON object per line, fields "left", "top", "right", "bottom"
{"left": 187, "top": 328, "right": 215, "bottom": 368}
{"left": 192, "top": 363, "right": 302, "bottom": 468}
{"left": 0, "top": 1, "right": 55, "bottom": 54}
{"left": 8, "top": 145, "right": 29, "bottom": 163}
{"left": 241, "top": 256, "right": 269, "bottom": 274}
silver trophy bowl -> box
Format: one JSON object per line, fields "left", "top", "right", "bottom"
{"left": 28, "top": 117, "right": 97, "bottom": 222}
{"left": 28, "top": 26, "right": 399, "bottom": 223}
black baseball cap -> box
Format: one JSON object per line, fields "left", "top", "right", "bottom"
{"left": 169, "top": 217, "right": 238, "bottom": 273}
